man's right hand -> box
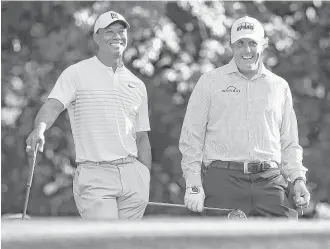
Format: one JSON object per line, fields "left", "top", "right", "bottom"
{"left": 184, "top": 186, "right": 205, "bottom": 212}
{"left": 25, "top": 125, "right": 45, "bottom": 154}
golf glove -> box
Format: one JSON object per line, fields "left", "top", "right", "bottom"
{"left": 184, "top": 186, "right": 205, "bottom": 212}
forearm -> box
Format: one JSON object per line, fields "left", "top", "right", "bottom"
{"left": 281, "top": 162, "right": 307, "bottom": 182}
{"left": 281, "top": 129, "right": 308, "bottom": 182}
{"left": 136, "top": 132, "right": 152, "bottom": 169}
{"left": 180, "top": 140, "right": 204, "bottom": 187}
{"left": 179, "top": 103, "right": 208, "bottom": 187}
{"left": 280, "top": 91, "right": 307, "bottom": 182}
{"left": 34, "top": 99, "right": 64, "bottom": 132}
{"left": 179, "top": 74, "right": 210, "bottom": 187}
{"left": 179, "top": 121, "right": 206, "bottom": 187}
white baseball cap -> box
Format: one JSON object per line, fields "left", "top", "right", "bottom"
{"left": 230, "top": 16, "right": 264, "bottom": 44}
{"left": 94, "top": 11, "right": 130, "bottom": 34}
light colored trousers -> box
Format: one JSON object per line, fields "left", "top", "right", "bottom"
{"left": 73, "top": 158, "right": 150, "bottom": 220}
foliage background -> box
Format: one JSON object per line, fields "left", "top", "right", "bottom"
{"left": 2, "top": 1, "right": 330, "bottom": 218}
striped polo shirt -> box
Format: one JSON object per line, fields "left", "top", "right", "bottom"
{"left": 48, "top": 56, "right": 150, "bottom": 162}
{"left": 179, "top": 58, "right": 307, "bottom": 187}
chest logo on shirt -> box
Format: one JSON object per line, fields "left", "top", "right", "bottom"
{"left": 222, "top": 86, "right": 240, "bottom": 93}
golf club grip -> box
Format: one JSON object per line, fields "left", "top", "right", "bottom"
{"left": 26, "top": 143, "right": 39, "bottom": 187}
{"left": 148, "top": 202, "right": 233, "bottom": 212}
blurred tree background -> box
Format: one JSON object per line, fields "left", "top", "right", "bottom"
{"left": 1, "top": 1, "right": 330, "bottom": 218}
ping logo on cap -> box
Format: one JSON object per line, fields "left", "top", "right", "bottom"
{"left": 237, "top": 22, "right": 254, "bottom": 32}
{"left": 110, "top": 13, "right": 119, "bottom": 19}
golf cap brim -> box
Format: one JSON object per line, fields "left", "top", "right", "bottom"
{"left": 231, "top": 33, "right": 264, "bottom": 44}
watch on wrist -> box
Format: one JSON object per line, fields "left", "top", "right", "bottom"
{"left": 293, "top": 177, "right": 306, "bottom": 185}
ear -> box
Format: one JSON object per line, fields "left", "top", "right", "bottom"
{"left": 262, "top": 37, "right": 269, "bottom": 50}
{"left": 93, "top": 33, "right": 100, "bottom": 45}
{"left": 228, "top": 39, "right": 233, "bottom": 52}
{"left": 228, "top": 43, "right": 233, "bottom": 53}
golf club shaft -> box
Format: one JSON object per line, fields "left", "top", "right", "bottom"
{"left": 22, "top": 143, "right": 39, "bottom": 219}
{"left": 148, "top": 201, "right": 234, "bottom": 212}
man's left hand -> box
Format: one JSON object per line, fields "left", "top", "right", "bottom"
{"left": 293, "top": 180, "right": 310, "bottom": 208}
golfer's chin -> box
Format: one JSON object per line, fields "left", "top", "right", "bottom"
{"left": 109, "top": 49, "right": 122, "bottom": 56}
{"left": 237, "top": 65, "right": 259, "bottom": 77}
{"left": 109, "top": 49, "right": 123, "bottom": 57}
{"left": 239, "top": 60, "right": 258, "bottom": 70}
{"left": 245, "top": 64, "right": 259, "bottom": 71}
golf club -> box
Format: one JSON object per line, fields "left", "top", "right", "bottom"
{"left": 22, "top": 143, "right": 40, "bottom": 220}
{"left": 148, "top": 201, "right": 247, "bottom": 219}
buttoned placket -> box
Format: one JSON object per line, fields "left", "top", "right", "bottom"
{"left": 235, "top": 72, "right": 251, "bottom": 156}
{"left": 237, "top": 72, "right": 258, "bottom": 158}
{"left": 246, "top": 78, "right": 253, "bottom": 156}
{"left": 239, "top": 74, "right": 254, "bottom": 187}
{"left": 106, "top": 67, "right": 121, "bottom": 91}
{"left": 247, "top": 73, "right": 264, "bottom": 157}
{"left": 113, "top": 69, "right": 119, "bottom": 89}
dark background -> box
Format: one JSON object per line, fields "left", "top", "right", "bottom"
{"left": 2, "top": 1, "right": 330, "bottom": 219}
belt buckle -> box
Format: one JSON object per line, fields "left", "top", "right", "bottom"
{"left": 243, "top": 162, "right": 250, "bottom": 174}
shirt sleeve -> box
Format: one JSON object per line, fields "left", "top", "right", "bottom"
{"left": 179, "top": 74, "right": 211, "bottom": 187}
{"left": 280, "top": 84, "right": 308, "bottom": 182}
{"left": 47, "top": 66, "right": 77, "bottom": 109}
{"left": 135, "top": 84, "right": 150, "bottom": 132}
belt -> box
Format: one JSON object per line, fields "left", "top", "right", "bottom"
{"left": 77, "top": 156, "right": 136, "bottom": 166}
{"left": 208, "top": 160, "right": 278, "bottom": 174}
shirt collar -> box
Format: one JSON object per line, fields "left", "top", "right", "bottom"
{"left": 226, "top": 58, "right": 240, "bottom": 74}
{"left": 93, "top": 56, "right": 126, "bottom": 72}
{"left": 225, "top": 58, "right": 269, "bottom": 78}
{"left": 257, "top": 62, "right": 269, "bottom": 77}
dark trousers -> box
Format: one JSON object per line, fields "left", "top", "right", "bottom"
{"left": 202, "top": 167, "right": 298, "bottom": 219}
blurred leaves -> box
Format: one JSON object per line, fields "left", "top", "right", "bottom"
{"left": 1, "top": 1, "right": 330, "bottom": 218}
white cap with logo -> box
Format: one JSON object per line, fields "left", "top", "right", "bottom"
{"left": 94, "top": 11, "right": 130, "bottom": 34}
{"left": 230, "top": 16, "right": 264, "bottom": 44}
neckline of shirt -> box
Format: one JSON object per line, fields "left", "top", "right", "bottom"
{"left": 93, "top": 56, "right": 126, "bottom": 73}
{"left": 226, "top": 58, "right": 269, "bottom": 80}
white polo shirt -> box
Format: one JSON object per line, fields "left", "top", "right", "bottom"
{"left": 48, "top": 56, "right": 150, "bottom": 162}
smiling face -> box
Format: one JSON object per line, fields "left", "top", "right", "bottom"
{"left": 231, "top": 37, "right": 267, "bottom": 77}
{"left": 94, "top": 21, "right": 127, "bottom": 58}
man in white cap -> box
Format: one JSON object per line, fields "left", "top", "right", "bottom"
{"left": 26, "top": 11, "right": 152, "bottom": 220}
{"left": 179, "top": 16, "right": 310, "bottom": 218}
